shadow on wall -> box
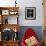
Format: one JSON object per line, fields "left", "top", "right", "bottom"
{"left": 18, "top": 26, "right": 44, "bottom": 44}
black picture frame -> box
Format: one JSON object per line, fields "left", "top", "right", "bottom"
{"left": 25, "top": 7, "right": 36, "bottom": 20}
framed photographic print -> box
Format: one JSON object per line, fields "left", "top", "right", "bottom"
{"left": 2, "top": 10, "right": 9, "bottom": 15}
{"left": 1, "top": 28, "right": 13, "bottom": 41}
{"left": 25, "top": 7, "right": 36, "bottom": 20}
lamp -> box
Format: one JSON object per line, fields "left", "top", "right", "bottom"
{"left": 13, "top": 28, "right": 18, "bottom": 41}
{"left": 15, "top": 0, "right": 17, "bottom": 7}
{"left": 14, "top": 28, "right": 17, "bottom": 32}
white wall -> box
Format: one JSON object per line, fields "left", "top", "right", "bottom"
{"left": 0, "top": 0, "right": 44, "bottom": 26}
{"left": 18, "top": 0, "right": 44, "bottom": 26}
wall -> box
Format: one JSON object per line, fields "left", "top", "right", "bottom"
{"left": 18, "top": 26, "right": 44, "bottom": 44}
{"left": 0, "top": 0, "right": 44, "bottom": 26}
{"left": 18, "top": 0, "right": 44, "bottom": 26}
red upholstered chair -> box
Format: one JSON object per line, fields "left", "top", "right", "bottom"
{"left": 21, "top": 28, "right": 41, "bottom": 46}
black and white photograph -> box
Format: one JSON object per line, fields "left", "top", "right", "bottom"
{"left": 25, "top": 7, "right": 36, "bottom": 20}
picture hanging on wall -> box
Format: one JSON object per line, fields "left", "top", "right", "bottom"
{"left": 25, "top": 7, "right": 36, "bottom": 20}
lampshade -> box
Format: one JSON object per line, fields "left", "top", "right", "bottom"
{"left": 13, "top": 28, "right": 17, "bottom": 32}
